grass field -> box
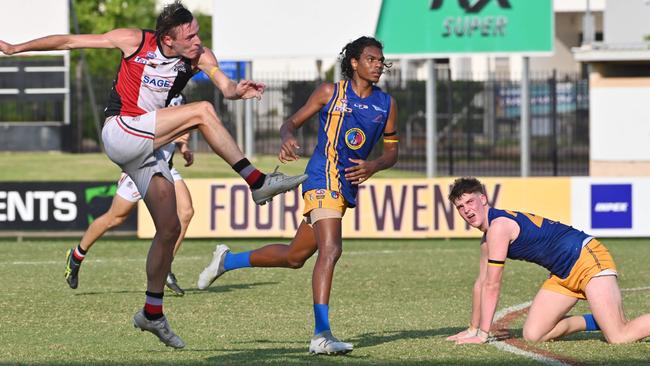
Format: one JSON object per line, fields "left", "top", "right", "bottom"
{"left": 1, "top": 238, "right": 650, "bottom": 365}
{"left": 0, "top": 152, "right": 425, "bottom": 181}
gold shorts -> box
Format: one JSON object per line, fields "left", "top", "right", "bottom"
{"left": 542, "top": 239, "right": 617, "bottom": 299}
{"left": 303, "top": 189, "right": 347, "bottom": 224}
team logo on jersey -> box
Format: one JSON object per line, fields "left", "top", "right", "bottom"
{"left": 134, "top": 56, "right": 148, "bottom": 65}
{"left": 173, "top": 63, "right": 187, "bottom": 73}
{"left": 345, "top": 128, "right": 366, "bottom": 150}
{"left": 330, "top": 191, "right": 339, "bottom": 199}
{"left": 142, "top": 75, "right": 173, "bottom": 91}
{"left": 334, "top": 105, "right": 353, "bottom": 113}
{"left": 146, "top": 51, "right": 156, "bottom": 59}
{"left": 372, "top": 104, "right": 387, "bottom": 112}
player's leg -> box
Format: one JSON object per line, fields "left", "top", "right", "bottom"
{"left": 196, "top": 221, "right": 317, "bottom": 290}
{"left": 153, "top": 103, "right": 307, "bottom": 205}
{"left": 171, "top": 176, "right": 193, "bottom": 257}
{"left": 165, "top": 176, "right": 194, "bottom": 296}
{"left": 65, "top": 178, "right": 138, "bottom": 289}
{"left": 132, "top": 174, "right": 185, "bottom": 349}
{"left": 585, "top": 275, "right": 650, "bottom": 343}
{"left": 523, "top": 288, "right": 579, "bottom": 342}
{"left": 308, "top": 216, "right": 353, "bottom": 355}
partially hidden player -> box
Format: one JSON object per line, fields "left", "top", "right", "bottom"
{"left": 65, "top": 95, "right": 193, "bottom": 296}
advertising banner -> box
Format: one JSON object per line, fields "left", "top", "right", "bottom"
{"left": 571, "top": 177, "right": 650, "bottom": 237}
{"left": 375, "top": 0, "right": 553, "bottom": 57}
{"left": 137, "top": 178, "right": 571, "bottom": 239}
{"left": 0, "top": 182, "right": 136, "bottom": 231}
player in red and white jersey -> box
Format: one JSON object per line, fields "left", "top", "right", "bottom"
{"left": 0, "top": 1, "right": 307, "bottom": 349}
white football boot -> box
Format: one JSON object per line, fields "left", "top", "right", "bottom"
{"left": 197, "top": 244, "right": 230, "bottom": 290}
{"left": 309, "top": 330, "right": 353, "bottom": 355}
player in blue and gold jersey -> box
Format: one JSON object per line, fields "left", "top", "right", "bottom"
{"left": 445, "top": 177, "right": 650, "bottom": 345}
{"left": 197, "top": 36, "right": 399, "bottom": 355}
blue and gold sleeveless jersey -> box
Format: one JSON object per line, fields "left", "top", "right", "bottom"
{"left": 302, "top": 80, "right": 391, "bottom": 207}
{"left": 487, "top": 208, "right": 590, "bottom": 279}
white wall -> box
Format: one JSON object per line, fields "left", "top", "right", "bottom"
{"left": 212, "top": 0, "right": 381, "bottom": 60}
{"left": 590, "top": 87, "right": 650, "bottom": 160}
{"left": 605, "top": 0, "right": 650, "bottom": 44}
{"left": 0, "top": 0, "right": 68, "bottom": 46}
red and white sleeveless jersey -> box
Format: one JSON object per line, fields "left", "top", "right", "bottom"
{"left": 104, "top": 30, "right": 194, "bottom": 118}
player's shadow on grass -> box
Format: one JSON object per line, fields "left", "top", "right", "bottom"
{"left": 505, "top": 327, "right": 607, "bottom": 342}
{"left": 71, "top": 282, "right": 278, "bottom": 296}
{"left": 350, "top": 327, "right": 462, "bottom": 347}
{"left": 73, "top": 289, "right": 143, "bottom": 296}
{"left": 184, "top": 281, "right": 279, "bottom": 294}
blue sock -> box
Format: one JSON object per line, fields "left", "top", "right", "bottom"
{"left": 314, "top": 304, "right": 330, "bottom": 335}
{"left": 583, "top": 313, "right": 600, "bottom": 331}
{"left": 223, "top": 251, "right": 252, "bottom": 271}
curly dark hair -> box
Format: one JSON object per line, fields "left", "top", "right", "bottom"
{"left": 448, "top": 177, "right": 485, "bottom": 203}
{"left": 339, "top": 36, "right": 392, "bottom": 80}
{"left": 156, "top": 1, "right": 193, "bottom": 40}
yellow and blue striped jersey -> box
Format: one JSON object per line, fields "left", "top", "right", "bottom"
{"left": 488, "top": 207, "right": 590, "bottom": 279}
{"left": 302, "top": 80, "right": 391, "bottom": 207}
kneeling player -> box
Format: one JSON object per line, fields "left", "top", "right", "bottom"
{"left": 446, "top": 177, "right": 650, "bottom": 345}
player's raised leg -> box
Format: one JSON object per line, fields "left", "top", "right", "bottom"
{"left": 153, "top": 103, "right": 307, "bottom": 205}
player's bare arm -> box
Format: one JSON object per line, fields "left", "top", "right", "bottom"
{"left": 278, "top": 83, "right": 335, "bottom": 163}
{"left": 457, "top": 218, "right": 512, "bottom": 344}
{"left": 345, "top": 96, "right": 399, "bottom": 184}
{"left": 446, "top": 235, "right": 488, "bottom": 341}
{"left": 198, "top": 48, "right": 265, "bottom": 100}
{"left": 0, "top": 28, "right": 141, "bottom": 56}
{"left": 174, "top": 133, "right": 194, "bottom": 167}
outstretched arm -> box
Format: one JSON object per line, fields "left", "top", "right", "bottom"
{"left": 457, "top": 218, "right": 513, "bottom": 344}
{"left": 0, "top": 28, "right": 141, "bottom": 56}
{"left": 344, "top": 96, "right": 399, "bottom": 184}
{"left": 447, "top": 237, "right": 488, "bottom": 341}
{"left": 197, "top": 48, "right": 265, "bottom": 100}
{"left": 278, "top": 83, "right": 334, "bottom": 163}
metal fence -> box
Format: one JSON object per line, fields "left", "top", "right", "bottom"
{"left": 3, "top": 61, "right": 589, "bottom": 176}
{"left": 181, "top": 65, "right": 589, "bottom": 177}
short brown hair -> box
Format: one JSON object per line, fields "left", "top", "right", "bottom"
{"left": 448, "top": 177, "right": 485, "bottom": 203}
{"left": 156, "top": 1, "right": 193, "bottom": 39}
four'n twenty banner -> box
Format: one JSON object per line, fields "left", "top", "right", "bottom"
{"left": 138, "top": 178, "right": 572, "bottom": 239}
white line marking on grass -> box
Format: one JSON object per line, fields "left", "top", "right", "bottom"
{"left": 491, "top": 285, "right": 650, "bottom": 365}
{"left": 491, "top": 301, "right": 572, "bottom": 366}
{"left": 2, "top": 256, "right": 208, "bottom": 266}
{"left": 621, "top": 286, "right": 650, "bottom": 292}
{"left": 491, "top": 342, "right": 572, "bottom": 366}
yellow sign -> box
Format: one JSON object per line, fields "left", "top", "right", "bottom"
{"left": 137, "top": 178, "right": 571, "bottom": 239}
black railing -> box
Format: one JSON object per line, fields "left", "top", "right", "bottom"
{"left": 2, "top": 61, "right": 589, "bottom": 176}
